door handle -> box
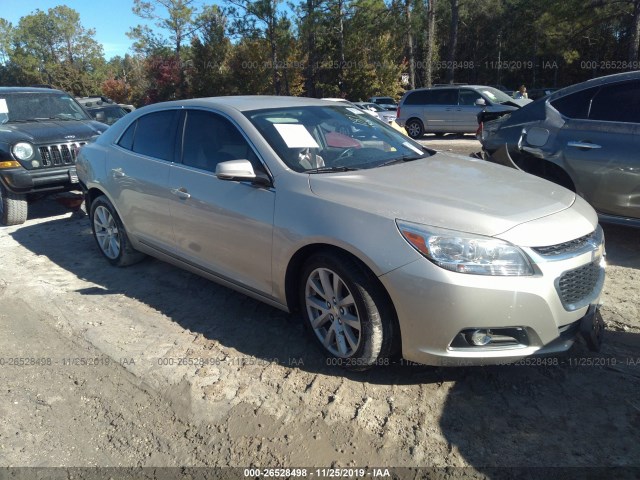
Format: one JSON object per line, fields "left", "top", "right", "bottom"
{"left": 567, "top": 141, "right": 602, "bottom": 150}
{"left": 111, "top": 168, "right": 126, "bottom": 178}
{"left": 171, "top": 187, "right": 191, "bottom": 200}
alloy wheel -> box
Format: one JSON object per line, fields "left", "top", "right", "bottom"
{"left": 305, "top": 267, "right": 362, "bottom": 357}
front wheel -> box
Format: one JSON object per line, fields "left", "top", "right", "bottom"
{"left": 90, "top": 195, "right": 145, "bottom": 266}
{"left": 0, "top": 184, "right": 28, "bottom": 226}
{"left": 405, "top": 119, "right": 424, "bottom": 139}
{"left": 300, "top": 252, "right": 396, "bottom": 370}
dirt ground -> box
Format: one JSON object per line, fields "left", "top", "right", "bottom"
{"left": 0, "top": 139, "right": 639, "bottom": 478}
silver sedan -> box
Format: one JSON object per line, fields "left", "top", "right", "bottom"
{"left": 77, "top": 96, "right": 605, "bottom": 369}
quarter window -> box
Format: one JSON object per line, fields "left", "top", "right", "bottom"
{"left": 117, "top": 121, "right": 136, "bottom": 150}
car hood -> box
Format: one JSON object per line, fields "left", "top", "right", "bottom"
{"left": 308, "top": 153, "right": 576, "bottom": 237}
{"left": 0, "top": 120, "right": 107, "bottom": 145}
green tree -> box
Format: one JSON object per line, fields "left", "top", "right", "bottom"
{"left": 189, "top": 5, "right": 232, "bottom": 97}
{"left": 6, "top": 6, "right": 105, "bottom": 94}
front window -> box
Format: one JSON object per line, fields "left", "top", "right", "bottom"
{"left": 245, "top": 105, "right": 430, "bottom": 172}
{"left": 476, "top": 87, "right": 515, "bottom": 105}
{"left": 0, "top": 92, "right": 91, "bottom": 124}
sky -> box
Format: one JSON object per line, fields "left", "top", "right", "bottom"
{"left": 3, "top": 0, "right": 189, "bottom": 59}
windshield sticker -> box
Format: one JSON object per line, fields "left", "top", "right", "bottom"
{"left": 346, "top": 107, "right": 365, "bottom": 115}
{"left": 403, "top": 141, "right": 424, "bottom": 155}
{"left": 0, "top": 99, "right": 8, "bottom": 114}
{"left": 274, "top": 124, "right": 320, "bottom": 149}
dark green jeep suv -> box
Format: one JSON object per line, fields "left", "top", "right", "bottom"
{"left": 0, "top": 87, "right": 107, "bottom": 225}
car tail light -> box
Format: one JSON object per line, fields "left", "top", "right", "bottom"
{"left": 396, "top": 107, "right": 401, "bottom": 119}
{"left": 476, "top": 122, "right": 483, "bottom": 141}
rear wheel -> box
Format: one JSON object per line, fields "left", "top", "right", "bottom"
{"left": 90, "top": 195, "right": 145, "bottom": 266}
{"left": 300, "top": 252, "right": 396, "bottom": 370}
{"left": 405, "top": 119, "right": 424, "bottom": 139}
{"left": 0, "top": 184, "right": 28, "bottom": 226}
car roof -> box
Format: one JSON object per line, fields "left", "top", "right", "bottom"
{"left": 546, "top": 71, "right": 640, "bottom": 102}
{"left": 142, "top": 96, "right": 344, "bottom": 113}
{"left": 0, "top": 86, "right": 67, "bottom": 94}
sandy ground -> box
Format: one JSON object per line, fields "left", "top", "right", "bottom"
{"left": 0, "top": 139, "right": 639, "bottom": 477}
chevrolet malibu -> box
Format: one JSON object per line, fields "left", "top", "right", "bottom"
{"left": 76, "top": 96, "right": 606, "bottom": 369}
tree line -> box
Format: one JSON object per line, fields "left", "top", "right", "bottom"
{"left": 1, "top": 0, "right": 639, "bottom": 106}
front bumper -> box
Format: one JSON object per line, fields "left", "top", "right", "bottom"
{"left": 0, "top": 166, "right": 79, "bottom": 194}
{"left": 380, "top": 251, "right": 605, "bottom": 367}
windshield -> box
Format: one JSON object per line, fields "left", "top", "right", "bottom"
{"left": 0, "top": 92, "right": 91, "bottom": 124}
{"left": 88, "top": 106, "right": 127, "bottom": 125}
{"left": 364, "top": 103, "right": 386, "bottom": 112}
{"left": 477, "top": 87, "right": 516, "bottom": 104}
{"left": 376, "top": 97, "right": 396, "bottom": 105}
{"left": 245, "top": 105, "right": 429, "bottom": 172}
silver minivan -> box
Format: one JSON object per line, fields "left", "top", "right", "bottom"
{"left": 397, "top": 85, "right": 530, "bottom": 139}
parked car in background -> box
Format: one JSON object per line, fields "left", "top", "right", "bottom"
{"left": 77, "top": 96, "right": 605, "bottom": 370}
{"left": 480, "top": 71, "right": 640, "bottom": 227}
{"left": 76, "top": 96, "right": 129, "bottom": 125}
{"left": 354, "top": 102, "right": 397, "bottom": 124}
{"left": 397, "top": 85, "right": 531, "bottom": 139}
{"left": 0, "top": 87, "right": 107, "bottom": 225}
{"left": 368, "top": 96, "right": 397, "bottom": 111}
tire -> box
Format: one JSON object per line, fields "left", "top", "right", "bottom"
{"left": 300, "top": 252, "right": 396, "bottom": 370}
{"left": 0, "top": 184, "right": 28, "bottom": 226}
{"left": 405, "top": 119, "right": 424, "bottom": 139}
{"left": 90, "top": 195, "right": 145, "bottom": 267}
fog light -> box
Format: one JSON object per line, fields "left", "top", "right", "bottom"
{"left": 468, "top": 329, "right": 492, "bottom": 346}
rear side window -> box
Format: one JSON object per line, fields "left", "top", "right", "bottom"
{"left": 429, "top": 89, "right": 458, "bottom": 105}
{"left": 131, "top": 110, "right": 179, "bottom": 161}
{"left": 550, "top": 86, "right": 600, "bottom": 119}
{"left": 588, "top": 80, "right": 640, "bottom": 123}
{"left": 403, "top": 90, "right": 431, "bottom": 105}
{"left": 403, "top": 89, "right": 457, "bottom": 105}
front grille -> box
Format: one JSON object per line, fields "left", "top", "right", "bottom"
{"left": 38, "top": 142, "right": 86, "bottom": 168}
{"left": 533, "top": 230, "right": 597, "bottom": 256}
{"left": 557, "top": 261, "right": 602, "bottom": 309}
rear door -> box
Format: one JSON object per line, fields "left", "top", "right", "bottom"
{"left": 167, "top": 109, "right": 275, "bottom": 295}
{"left": 427, "top": 88, "right": 457, "bottom": 132}
{"left": 107, "top": 110, "right": 180, "bottom": 252}
{"left": 554, "top": 80, "right": 640, "bottom": 218}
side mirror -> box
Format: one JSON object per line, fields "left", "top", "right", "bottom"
{"left": 215, "top": 159, "right": 270, "bottom": 185}
{"left": 474, "top": 98, "right": 487, "bottom": 107}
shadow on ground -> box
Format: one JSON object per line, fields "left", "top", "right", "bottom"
{"left": 8, "top": 202, "right": 640, "bottom": 472}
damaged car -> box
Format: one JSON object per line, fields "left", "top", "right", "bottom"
{"left": 480, "top": 71, "right": 640, "bottom": 227}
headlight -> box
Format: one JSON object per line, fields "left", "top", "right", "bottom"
{"left": 12, "top": 142, "right": 35, "bottom": 161}
{"left": 396, "top": 220, "right": 533, "bottom": 276}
